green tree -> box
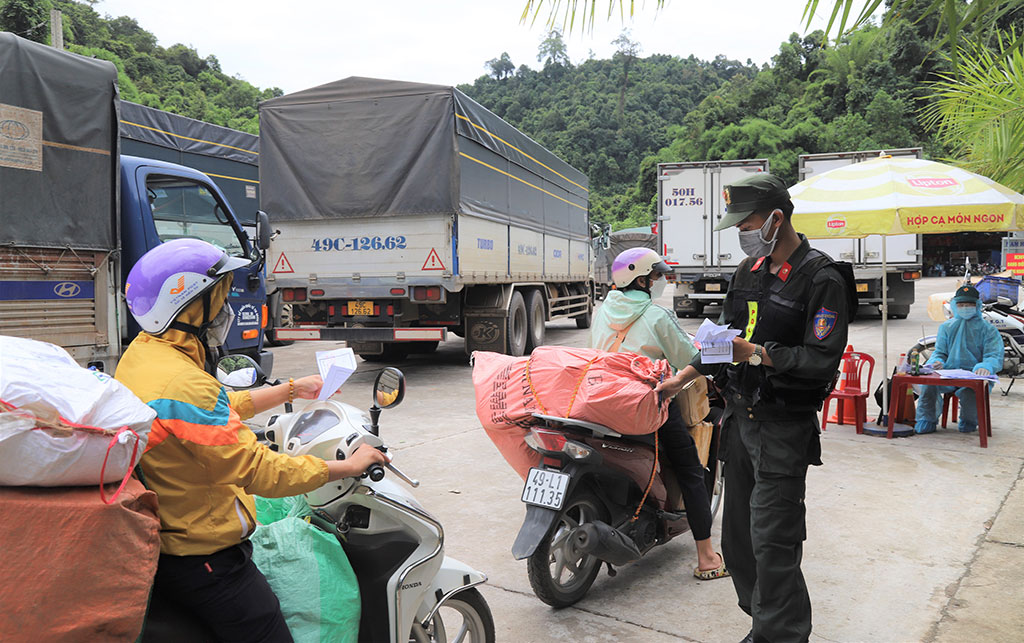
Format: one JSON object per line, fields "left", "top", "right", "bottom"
{"left": 486, "top": 52, "right": 515, "bottom": 79}
{"left": 537, "top": 29, "right": 569, "bottom": 67}
{"left": 922, "top": 32, "right": 1024, "bottom": 191}
{"left": 0, "top": 0, "right": 52, "bottom": 44}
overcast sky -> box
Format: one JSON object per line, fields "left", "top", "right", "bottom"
{"left": 94, "top": 0, "right": 854, "bottom": 94}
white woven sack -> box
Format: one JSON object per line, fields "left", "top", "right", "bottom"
{"left": 0, "top": 335, "right": 155, "bottom": 486}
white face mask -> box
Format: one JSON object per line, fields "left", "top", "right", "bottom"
{"left": 738, "top": 211, "right": 780, "bottom": 258}
{"left": 206, "top": 302, "right": 234, "bottom": 347}
{"left": 649, "top": 276, "right": 667, "bottom": 300}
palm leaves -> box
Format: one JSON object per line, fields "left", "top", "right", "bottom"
{"left": 921, "top": 32, "right": 1024, "bottom": 191}
{"left": 520, "top": 1, "right": 666, "bottom": 33}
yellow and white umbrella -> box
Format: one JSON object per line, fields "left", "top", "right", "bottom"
{"left": 790, "top": 156, "right": 1024, "bottom": 237}
{"left": 788, "top": 156, "right": 1024, "bottom": 427}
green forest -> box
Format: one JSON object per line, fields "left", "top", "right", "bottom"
{"left": 2, "top": 0, "right": 1021, "bottom": 230}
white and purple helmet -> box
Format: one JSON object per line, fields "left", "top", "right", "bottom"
{"left": 611, "top": 247, "right": 671, "bottom": 289}
{"left": 125, "top": 239, "right": 250, "bottom": 334}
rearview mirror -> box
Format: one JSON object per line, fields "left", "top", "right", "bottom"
{"left": 216, "top": 354, "right": 266, "bottom": 389}
{"left": 373, "top": 367, "right": 405, "bottom": 409}
{"left": 256, "top": 211, "right": 271, "bottom": 251}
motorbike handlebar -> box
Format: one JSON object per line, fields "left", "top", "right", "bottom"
{"left": 367, "top": 463, "right": 386, "bottom": 482}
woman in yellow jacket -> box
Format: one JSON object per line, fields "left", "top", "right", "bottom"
{"left": 116, "top": 239, "right": 385, "bottom": 642}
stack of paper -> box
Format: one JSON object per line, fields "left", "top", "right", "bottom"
{"left": 315, "top": 348, "right": 358, "bottom": 400}
{"left": 694, "top": 319, "right": 742, "bottom": 364}
{"left": 936, "top": 368, "right": 999, "bottom": 383}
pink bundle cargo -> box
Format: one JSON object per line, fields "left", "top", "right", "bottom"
{"left": 473, "top": 346, "right": 671, "bottom": 479}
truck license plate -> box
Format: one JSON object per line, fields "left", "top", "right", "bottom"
{"left": 348, "top": 300, "right": 374, "bottom": 316}
{"left": 856, "top": 283, "right": 869, "bottom": 293}
{"left": 705, "top": 283, "right": 721, "bottom": 292}
{"left": 521, "top": 468, "right": 570, "bottom": 510}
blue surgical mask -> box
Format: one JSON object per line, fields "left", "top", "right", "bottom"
{"left": 955, "top": 305, "right": 977, "bottom": 320}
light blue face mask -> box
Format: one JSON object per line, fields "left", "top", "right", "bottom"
{"left": 955, "top": 305, "right": 978, "bottom": 320}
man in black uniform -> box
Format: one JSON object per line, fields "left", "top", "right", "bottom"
{"left": 657, "top": 173, "right": 854, "bottom": 643}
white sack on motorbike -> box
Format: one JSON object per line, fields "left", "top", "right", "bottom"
{"left": 0, "top": 336, "right": 154, "bottom": 486}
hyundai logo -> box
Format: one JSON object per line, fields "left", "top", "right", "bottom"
{"left": 53, "top": 282, "right": 81, "bottom": 298}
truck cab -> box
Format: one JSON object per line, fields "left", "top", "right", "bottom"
{"left": 119, "top": 155, "right": 272, "bottom": 373}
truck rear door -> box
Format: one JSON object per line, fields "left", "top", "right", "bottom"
{"left": 711, "top": 162, "right": 769, "bottom": 270}
{"left": 659, "top": 164, "right": 710, "bottom": 271}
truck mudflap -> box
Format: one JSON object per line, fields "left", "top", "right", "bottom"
{"left": 275, "top": 326, "right": 447, "bottom": 342}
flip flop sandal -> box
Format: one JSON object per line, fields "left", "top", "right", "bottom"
{"left": 693, "top": 554, "right": 730, "bottom": 581}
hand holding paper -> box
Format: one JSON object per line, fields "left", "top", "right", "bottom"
{"left": 694, "top": 318, "right": 742, "bottom": 364}
{"left": 315, "top": 348, "right": 358, "bottom": 400}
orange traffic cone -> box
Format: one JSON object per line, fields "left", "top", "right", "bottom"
{"left": 828, "top": 345, "right": 860, "bottom": 425}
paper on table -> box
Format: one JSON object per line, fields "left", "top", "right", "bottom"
{"left": 936, "top": 368, "right": 999, "bottom": 383}
{"left": 316, "top": 348, "right": 358, "bottom": 400}
{"left": 694, "top": 318, "right": 742, "bottom": 364}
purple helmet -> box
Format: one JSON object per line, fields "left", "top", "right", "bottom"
{"left": 125, "top": 239, "right": 251, "bottom": 334}
{"left": 611, "top": 247, "right": 670, "bottom": 289}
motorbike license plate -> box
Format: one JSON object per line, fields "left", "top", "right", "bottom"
{"left": 348, "top": 300, "right": 374, "bottom": 316}
{"left": 705, "top": 283, "right": 721, "bottom": 292}
{"left": 521, "top": 468, "right": 570, "bottom": 510}
{"left": 856, "top": 283, "right": 869, "bottom": 293}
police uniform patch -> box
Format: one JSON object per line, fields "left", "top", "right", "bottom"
{"left": 813, "top": 307, "right": 838, "bottom": 340}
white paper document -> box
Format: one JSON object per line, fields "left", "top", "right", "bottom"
{"left": 694, "top": 318, "right": 742, "bottom": 364}
{"left": 315, "top": 348, "right": 358, "bottom": 400}
{"left": 936, "top": 368, "right": 999, "bottom": 383}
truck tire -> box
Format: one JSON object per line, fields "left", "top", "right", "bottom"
{"left": 359, "top": 344, "right": 410, "bottom": 362}
{"left": 507, "top": 291, "right": 528, "bottom": 357}
{"left": 887, "top": 305, "right": 911, "bottom": 319}
{"left": 574, "top": 308, "right": 592, "bottom": 329}
{"left": 525, "top": 290, "right": 546, "bottom": 352}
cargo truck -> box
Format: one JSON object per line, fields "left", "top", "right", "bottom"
{"left": 593, "top": 226, "right": 659, "bottom": 300}
{"left": 657, "top": 159, "right": 769, "bottom": 317}
{"left": 0, "top": 34, "right": 271, "bottom": 373}
{"left": 796, "top": 149, "right": 922, "bottom": 319}
{"left": 261, "top": 77, "right": 592, "bottom": 358}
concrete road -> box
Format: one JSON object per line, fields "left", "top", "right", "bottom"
{"left": 255, "top": 276, "right": 1023, "bottom": 642}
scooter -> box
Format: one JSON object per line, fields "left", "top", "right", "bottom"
{"left": 909, "top": 263, "right": 1024, "bottom": 395}
{"left": 260, "top": 367, "right": 495, "bottom": 643}
{"left": 511, "top": 378, "right": 724, "bottom": 608}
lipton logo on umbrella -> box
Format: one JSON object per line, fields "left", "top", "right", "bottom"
{"left": 908, "top": 177, "right": 959, "bottom": 189}
{"left": 0, "top": 119, "right": 30, "bottom": 141}
{"left": 53, "top": 282, "right": 81, "bottom": 298}
{"left": 826, "top": 216, "right": 847, "bottom": 234}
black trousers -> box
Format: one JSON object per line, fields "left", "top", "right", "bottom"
{"left": 722, "top": 410, "right": 815, "bottom": 643}
{"left": 658, "top": 398, "right": 713, "bottom": 541}
{"left": 150, "top": 540, "right": 293, "bottom": 643}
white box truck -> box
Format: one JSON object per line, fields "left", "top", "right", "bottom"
{"left": 260, "top": 77, "right": 592, "bottom": 358}
{"left": 797, "top": 149, "right": 923, "bottom": 318}
{"left": 657, "top": 159, "right": 769, "bottom": 317}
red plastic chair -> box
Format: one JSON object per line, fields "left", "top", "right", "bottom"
{"left": 821, "top": 351, "right": 875, "bottom": 434}
{"left": 941, "top": 393, "right": 959, "bottom": 427}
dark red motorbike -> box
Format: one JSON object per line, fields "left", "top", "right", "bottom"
{"left": 512, "top": 379, "right": 724, "bottom": 607}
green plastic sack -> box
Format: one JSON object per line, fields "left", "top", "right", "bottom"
{"left": 251, "top": 498, "right": 360, "bottom": 643}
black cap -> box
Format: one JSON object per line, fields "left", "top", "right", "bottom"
{"left": 716, "top": 173, "right": 791, "bottom": 230}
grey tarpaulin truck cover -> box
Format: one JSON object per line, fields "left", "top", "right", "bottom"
{"left": 118, "top": 102, "right": 260, "bottom": 225}
{"left": 0, "top": 32, "right": 119, "bottom": 251}
{"left": 258, "top": 76, "right": 590, "bottom": 240}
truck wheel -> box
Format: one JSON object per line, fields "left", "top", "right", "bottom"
{"left": 507, "top": 291, "right": 528, "bottom": 357}
{"left": 406, "top": 341, "right": 439, "bottom": 354}
{"left": 525, "top": 290, "right": 546, "bottom": 352}
{"left": 887, "top": 305, "right": 911, "bottom": 319}
{"left": 574, "top": 308, "right": 592, "bottom": 329}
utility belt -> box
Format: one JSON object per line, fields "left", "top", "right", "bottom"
{"left": 723, "top": 387, "right": 824, "bottom": 420}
